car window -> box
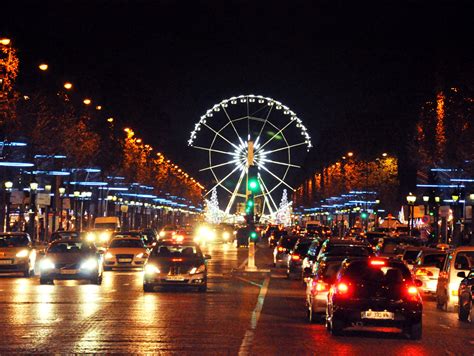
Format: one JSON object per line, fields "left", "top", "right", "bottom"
{"left": 154, "top": 245, "right": 199, "bottom": 257}
{"left": 0, "top": 235, "right": 30, "bottom": 247}
{"left": 109, "top": 239, "right": 144, "bottom": 248}
{"left": 324, "top": 245, "right": 371, "bottom": 257}
{"left": 294, "top": 241, "right": 311, "bottom": 254}
{"left": 49, "top": 242, "right": 93, "bottom": 253}
{"left": 316, "top": 260, "right": 343, "bottom": 284}
{"left": 454, "top": 252, "right": 474, "bottom": 270}
{"left": 403, "top": 250, "right": 420, "bottom": 262}
{"left": 423, "top": 253, "right": 446, "bottom": 266}
{"left": 343, "top": 261, "right": 411, "bottom": 282}
{"left": 279, "top": 237, "right": 298, "bottom": 249}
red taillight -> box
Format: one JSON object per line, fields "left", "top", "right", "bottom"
{"left": 313, "top": 280, "right": 328, "bottom": 292}
{"left": 172, "top": 258, "right": 183, "bottom": 262}
{"left": 336, "top": 282, "right": 349, "bottom": 294}
{"left": 291, "top": 255, "right": 300, "bottom": 261}
{"left": 407, "top": 286, "right": 418, "bottom": 295}
{"left": 370, "top": 259, "right": 386, "bottom": 266}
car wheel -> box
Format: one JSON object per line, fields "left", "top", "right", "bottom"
{"left": 40, "top": 278, "right": 52, "bottom": 285}
{"left": 458, "top": 299, "right": 472, "bottom": 322}
{"left": 406, "top": 321, "right": 422, "bottom": 340}
{"left": 143, "top": 284, "right": 154, "bottom": 292}
{"left": 329, "top": 317, "right": 344, "bottom": 336}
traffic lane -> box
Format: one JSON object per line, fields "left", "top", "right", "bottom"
{"left": 251, "top": 269, "right": 474, "bottom": 356}
{"left": 0, "top": 243, "right": 263, "bottom": 354}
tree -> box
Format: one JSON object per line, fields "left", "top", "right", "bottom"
{"left": 276, "top": 189, "right": 292, "bottom": 226}
{"left": 205, "top": 189, "right": 221, "bottom": 224}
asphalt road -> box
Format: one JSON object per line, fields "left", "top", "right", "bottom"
{"left": 0, "top": 242, "right": 472, "bottom": 355}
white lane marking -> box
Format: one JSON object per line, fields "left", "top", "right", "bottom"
{"left": 234, "top": 276, "right": 263, "bottom": 288}
{"left": 238, "top": 275, "right": 270, "bottom": 356}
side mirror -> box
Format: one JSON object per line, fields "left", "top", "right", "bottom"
{"left": 204, "top": 254, "right": 211, "bottom": 260}
{"left": 414, "top": 279, "right": 423, "bottom": 287}
{"left": 303, "top": 267, "right": 312, "bottom": 279}
{"left": 457, "top": 271, "right": 466, "bottom": 278}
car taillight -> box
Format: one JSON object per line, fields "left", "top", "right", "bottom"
{"left": 278, "top": 247, "right": 285, "bottom": 252}
{"left": 335, "top": 282, "right": 349, "bottom": 295}
{"left": 312, "top": 280, "right": 328, "bottom": 292}
{"left": 407, "top": 286, "right": 418, "bottom": 295}
{"left": 291, "top": 255, "right": 300, "bottom": 261}
{"left": 172, "top": 258, "right": 183, "bottom": 262}
{"left": 415, "top": 268, "right": 433, "bottom": 277}
{"left": 405, "top": 284, "right": 420, "bottom": 301}
{"left": 369, "top": 259, "right": 386, "bottom": 266}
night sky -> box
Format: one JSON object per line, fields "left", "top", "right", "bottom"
{"left": 2, "top": 0, "right": 473, "bottom": 188}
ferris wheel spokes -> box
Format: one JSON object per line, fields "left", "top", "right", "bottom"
{"left": 203, "top": 164, "right": 243, "bottom": 198}
{"left": 202, "top": 122, "right": 240, "bottom": 151}
{"left": 259, "top": 164, "right": 294, "bottom": 191}
{"left": 258, "top": 175, "right": 279, "bottom": 215}
{"left": 256, "top": 119, "right": 296, "bottom": 153}
{"left": 192, "top": 145, "right": 236, "bottom": 156}
{"left": 259, "top": 158, "right": 301, "bottom": 169}
{"left": 255, "top": 104, "right": 274, "bottom": 144}
{"left": 260, "top": 141, "right": 308, "bottom": 155}
{"left": 199, "top": 158, "right": 243, "bottom": 172}
{"left": 220, "top": 104, "right": 244, "bottom": 145}
{"left": 224, "top": 167, "right": 246, "bottom": 215}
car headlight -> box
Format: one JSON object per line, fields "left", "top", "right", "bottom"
{"left": 207, "top": 231, "right": 216, "bottom": 241}
{"left": 86, "top": 232, "right": 96, "bottom": 242}
{"left": 16, "top": 249, "right": 29, "bottom": 258}
{"left": 136, "top": 252, "right": 148, "bottom": 259}
{"left": 159, "top": 231, "right": 165, "bottom": 237}
{"left": 144, "top": 264, "right": 160, "bottom": 275}
{"left": 40, "top": 258, "right": 55, "bottom": 270}
{"left": 189, "top": 264, "right": 206, "bottom": 274}
{"left": 99, "top": 232, "right": 110, "bottom": 242}
{"left": 223, "top": 232, "right": 230, "bottom": 240}
{"left": 80, "top": 258, "right": 98, "bottom": 270}
{"left": 105, "top": 252, "right": 114, "bottom": 259}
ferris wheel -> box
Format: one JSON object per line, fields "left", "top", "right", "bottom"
{"left": 188, "top": 94, "right": 312, "bottom": 218}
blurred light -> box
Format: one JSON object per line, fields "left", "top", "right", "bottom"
{"left": 4, "top": 181, "right": 13, "bottom": 189}
{"left": 59, "top": 187, "right": 66, "bottom": 195}
{"left": 45, "top": 184, "right": 52, "bottom": 192}
{"left": 96, "top": 105, "right": 102, "bottom": 110}
{"left": 38, "top": 63, "right": 48, "bottom": 71}
{"left": 83, "top": 98, "right": 92, "bottom": 105}
{"left": 347, "top": 152, "right": 354, "bottom": 157}
{"left": 64, "top": 82, "right": 73, "bottom": 90}
{"left": 30, "top": 182, "right": 39, "bottom": 191}
{"left": 107, "top": 117, "right": 114, "bottom": 123}
{"left": 382, "top": 152, "right": 388, "bottom": 157}
{"left": 0, "top": 38, "right": 11, "bottom": 45}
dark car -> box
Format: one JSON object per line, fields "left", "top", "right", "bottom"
{"left": 267, "top": 226, "right": 287, "bottom": 247}
{"left": 301, "top": 239, "right": 323, "bottom": 276}
{"left": 0, "top": 232, "right": 37, "bottom": 277}
{"left": 317, "top": 238, "right": 373, "bottom": 261}
{"left": 287, "top": 239, "right": 313, "bottom": 279}
{"left": 273, "top": 235, "right": 299, "bottom": 267}
{"left": 326, "top": 257, "right": 423, "bottom": 339}
{"left": 143, "top": 241, "right": 210, "bottom": 292}
{"left": 458, "top": 268, "right": 473, "bottom": 322}
{"left": 50, "top": 231, "right": 80, "bottom": 242}
{"left": 39, "top": 238, "right": 103, "bottom": 285}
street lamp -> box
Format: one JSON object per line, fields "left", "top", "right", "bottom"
{"left": 406, "top": 193, "right": 417, "bottom": 236}
{"left": 73, "top": 191, "right": 80, "bottom": 231}
{"left": 29, "top": 181, "right": 38, "bottom": 240}
{"left": 422, "top": 195, "right": 429, "bottom": 215}
{"left": 451, "top": 191, "right": 461, "bottom": 246}
{"left": 38, "top": 63, "right": 48, "bottom": 71}
{"left": 59, "top": 187, "right": 66, "bottom": 229}
{"left": 3, "top": 181, "right": 13, "bottom": 232}
{"left": 64, "top": 82, "right": 73, "bottom": 90}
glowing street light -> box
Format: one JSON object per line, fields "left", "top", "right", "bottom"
{"left": 0, "top": 38, "right": 11, "bottom": 45}
{"left": 64, "top": 82, "right": 73, "bottom": 90}
{"left": 382, "top": 152, "right": 388, "bottom": 157}
{"left": 4, "top": 181, "right": 13, "bottom": 190}
{"left": 347, "top": 152, "right": 354, "bottom": 157}
{"left": 38, "top": 63, "right": 48, "bottom": 71}
{"left": 107, "top": 117, "right": 114, "bottom": 123}
{"left": 96, "top": 105, "right": 102, "bottom": 110}
{"left": 83, "top": 98, "right": 92, "bottom": 105}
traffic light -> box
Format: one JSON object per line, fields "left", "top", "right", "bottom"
{"left": 360, "top": 211, "right": 368, "bottom": 220}
{"left": 245, "top": 193, "right": 255, "bottom": 224}
{"left": 248, "top": 165, "right": 260, "bottom": 193}
{"left": 249, "top": 230, "right": 258, "bottom": 241}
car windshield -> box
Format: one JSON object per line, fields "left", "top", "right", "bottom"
{"left": 422, "top": 253, "right": 446, "bottom": 266}
{"left": 94, "top": 223, "right": 116, "bottom": 230}
{"left": 154, "top": 245, "right": 199, "bottom": 257}
{"left": 279, "top": 237, "right": 298, "bottom": 249}
{"left": 52, "top": 232, "right": 79, "bottom": 239}
{"left": 454, "top": 252, "right": 474, "bottom": 270}
{"left": 325, "top": 245, "right": 370, "bottom": 257}
{"left": 0, "top": 235, "right": 30, "bottom": 247}
{"left": 109, "top": 239, "right": 144, "bottom": 248}
{"left": 403, "top": 250, "right": 421, "bottom": 262}
{"left": 49, "top": 241, "right": 93, "bottom": 253}
{"left": 317, "top": 260, "right": 343, "bottom": 284}
{"left": 344, "top": 261, "right": 411, "bottom": 283}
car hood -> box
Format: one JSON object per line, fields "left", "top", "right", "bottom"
{"left": 148, "top": 256, "right": 204, "bottom": 269}
{"left": 107, "top": 247, "right": 146, "bottom": 254}
{"left": 0, "top": 246, "right": 32, "bottom": 257}
{"left": 45, "top": 252, "right": 95, "bottom": 264}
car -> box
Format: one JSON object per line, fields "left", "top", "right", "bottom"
{"left": 457, "top": 267, "right": 473, "bottom": 322}
{"left": 85, "top": 229, "right": 114, "bottom": 248}
{"left": 267, "top": 226, "right": 286, "bottom": 247}
{"left": 316, "top": 238, "right": 373, "bottom": 261}
{"left": 305, "top": 256, "right": 345, "bottom": 322}
{"left": 143, "top": 241, "right": 210, "bottom": 292}
{"left": 412, "top": 249, "right": 447, "bottom": 294}
{"left": 103, "top": 237, "right": 149, "bottom": 270}
{"left": 286, "top": 238, "right": 313, "bottom": 279}
{"left": 39, "top": 238, "right": 103, "bottom": 285}
{"left": 50, "top": 230, "right": 80, "bottom": 242}
{"left": 326, "top": 257, "right": 423, "bottom": 339}
{"left": 0, "top": 232, "right": 37, "bottom": 277}
{"left": 436, "top": 246, "right": 474, "bottom": 312}
{"left": 273, "top": 235, "right": 299, "bottom": 267}
{"left": 158, "top": 225, "right": 179, "bottom": 239}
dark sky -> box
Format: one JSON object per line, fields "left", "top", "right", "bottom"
{"left": 2, "top": 0, "right": 473, "bottom": 187}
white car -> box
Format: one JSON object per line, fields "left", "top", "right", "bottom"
{"left": 412, "top": 249, "right": 447, "bottom": 294}
{"left": 103, "top": 238, "right": 149, "bottom": 270}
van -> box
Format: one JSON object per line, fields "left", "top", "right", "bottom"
{"left": 436, "top": 246, "right": 474, "bottom": 312}
{"left": 94, "top": 216, "right": 121, "bottom": 231}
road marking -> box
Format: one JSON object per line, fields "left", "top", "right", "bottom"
{"left": 234, "top": 276, "right": 263, "bottom": 288}
{"left": 238, "top": 275, "right": 270, "bottom": 356}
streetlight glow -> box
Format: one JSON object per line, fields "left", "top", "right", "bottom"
{"left": 0, "top": 38, "right": 11, "bottom": 45}
{"left": 107, "top": 117, "right": 114, "bottom": 123}
{"left": 64, "top": 82, "right": 73, "bottom": 90}
{"left": 347, "top": 152, "right": 354, "bottom": 157}
{"left": 83, "top": 98, "right": 92, "bottom": 105}
{"left": 4, "top": 181, "right": 13, "bottom": 189}
{"left": 30, "top": 182, "right": 39, "bottom": 191}
{"left": 38, "top": 63, "right": 48, "bottom": 71}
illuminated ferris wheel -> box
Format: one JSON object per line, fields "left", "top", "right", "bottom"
{"left": 188, "top": 94, "right": 312, "bottom": 218}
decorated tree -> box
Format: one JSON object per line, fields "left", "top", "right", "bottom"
{"left": 205, "top": 188, "right": 221, "bottom": 224}
{"left": 276, "top": 189, "right": 292, "bottom": 226}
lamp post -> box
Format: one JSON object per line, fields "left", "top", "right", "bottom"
{"left": 44, "top": 184, "right": 52, "bottom": 241}
{"left": 3, "top": 181, "right": 13, "bottom": 232}
{"left": 73, "top": 190, "right": 80, "bottom": 231}
{"left": 406, "top": 192, "right": 417, "bottom": 236}
{"left": 59, "top": 187, "right": 66, "bottom": 229}
{"left": 29, "top": 181, "right": 38, "bottom": 240}
{"left": 451, "top": 191, "right": 460, "bottom": 246}
{"left": 422, "top": 195, "right": 429, "bottom": 215}
{"left": 434, "top": 196, "right": 441, "bottom": 243}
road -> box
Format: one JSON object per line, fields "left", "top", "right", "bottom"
{"left": 0, "top": 243, "right": 472, "bottom": 355}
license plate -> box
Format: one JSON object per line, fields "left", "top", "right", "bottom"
{"left": 361, "top": 310, "right": 394, "bottom": 320}
{"left": 118, "top": 258, "right": 132, "bottom": 263}
{"left": 166, "top": 275, "right": 185, "bottom": 281}
{"left": 0, "top": 259, "right": 12, "bottom": 265}
{"left": 60, "top": 269, "right": 78, "bottom": 274}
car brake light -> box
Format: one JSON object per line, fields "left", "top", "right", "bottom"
{"left": 415, "top": 268, "right": 433, "bottom": 277}
{"left": 370, "top": 260, "right": 386, "bottom": 266}
{"left": 336, "top": 282, "right": 349, "bottom": 294}
{"left": 407, "top": 286, "right": 418, "bottom": 295}
{"left": 291, "top": 255, "right": 300, "bottom": 261}
{"left": 172, "top": 258, "right": 183, "bottom": 262}
{"left": 313, "top": 280, "right": 328, "bottom": 292}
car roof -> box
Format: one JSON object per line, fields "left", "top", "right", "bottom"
{"left": 325, "top": 238, "right": 369, "bottom": 246}
{"left": 51, "top": 238, "right": 85, "bottom": 244}
{"left": 0, "top": 232, "right": 30, "bottom": 236}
